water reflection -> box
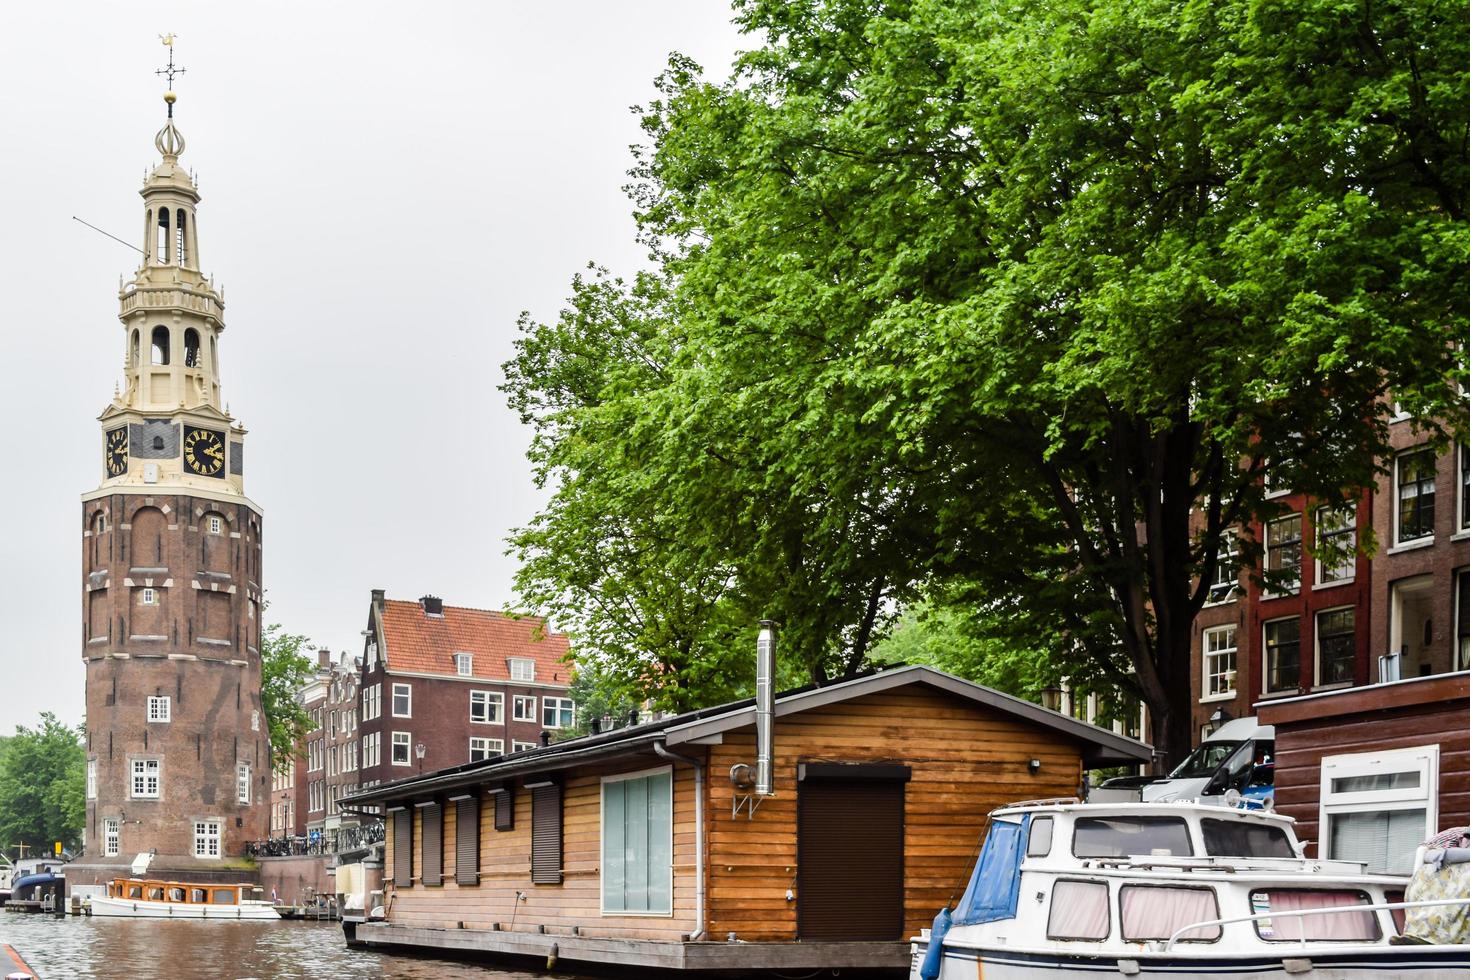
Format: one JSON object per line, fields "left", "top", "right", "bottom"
{"left": 2, "top": 915, "right": 556, "bottom": 979}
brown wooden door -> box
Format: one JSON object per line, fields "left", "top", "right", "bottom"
{"left": 797, "top": 778, "right": 905, "bottom": 940}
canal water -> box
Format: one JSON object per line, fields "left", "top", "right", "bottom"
{"left": 1, "top": 915, "right": 559, "bottom": 979}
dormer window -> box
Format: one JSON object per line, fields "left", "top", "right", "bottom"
{"left": 454, "top": 653, "right": 473, "bottom": 677}
{"left": 509, "top": 658, "right": 535, "bottom": 682}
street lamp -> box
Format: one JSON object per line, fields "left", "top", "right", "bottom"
{"left": 414, "top": 741, "right": 427, "bottom": 774}
{"left": 1041, "top": 685, "right": 1063, "bottom": 712}
{"left": 1207, "top": 706, "right": 1232, "bottom": 736}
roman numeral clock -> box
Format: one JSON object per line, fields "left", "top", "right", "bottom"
{"left": 183, "top": 427, "right": 226, "bottom": 478}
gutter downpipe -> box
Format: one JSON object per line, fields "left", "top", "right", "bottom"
{"left": 654, "top": 740, "right": 706, "bottom": 942}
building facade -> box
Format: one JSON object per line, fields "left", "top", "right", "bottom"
{"left": 303, "top": 650, "right": 362, "bottom": 839}
{"left": 79, "top": 81, "right": 267, "bottom": 878}
{"left": 357, "top": 593, "right": 573, "bottom": 791}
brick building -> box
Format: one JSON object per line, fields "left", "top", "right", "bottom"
{"left": 303, "top": 650, "right": 362, "bottom": 840}
{"left": 357, "top": 592, "right": 573, "bottom": 790}
{"left": 75, "top": 80, "right": 267, "bottom": 883}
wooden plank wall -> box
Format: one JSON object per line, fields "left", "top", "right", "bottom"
{"left": 385, "top": 762, "right": 700, "bottom": 940}
{"left": 704, "top": 687, "right": 1084, "bottom": 942}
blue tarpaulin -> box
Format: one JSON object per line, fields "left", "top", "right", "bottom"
{"left": 953, "top": 814, "right": 1029, "bottom": 925}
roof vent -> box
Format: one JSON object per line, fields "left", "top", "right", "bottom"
{"left": 539, "top": 730, "right": 551, "bottom": 747}
{"left": 420, "top": 595, "right": 444, "bottom": 617}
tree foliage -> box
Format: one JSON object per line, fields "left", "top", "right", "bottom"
{"left": 507, "top": 0, "right": 1470, "bottom": 760}
{"left": 0, "top": 713, "right": 85, "bottom": 857}
{"left": 260, "top": 618, "right": 314, "bottom": 773}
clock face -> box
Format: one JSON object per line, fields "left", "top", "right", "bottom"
{"left": 105, "top": 427, "right": 129, "bottom": 478}
{"left": 183, "top": 427, "right": 227, "bottom": 478}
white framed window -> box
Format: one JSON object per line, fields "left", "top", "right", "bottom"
{"left": 509, "top": 658, "right": 535, "bottom": 681}
{"left": 147, "top": 695, "right": 171, "bottom": 723}
{"left": 469, "top": 737, "right": 503, "bottom": 762}
{"left": 1314, "top": 607, "right": 1356, "bottom": 688}
{"left": 1460, "top": 444, "right": 1470, "bottom": 533}
{"left": 237, "top": 762, "right": 251, "bottom": 805}
{"left": 1396, "top": 447, "right": 1437, "bottom": 545}
{"left": 87, "top": 759, "right": 97, "bottom": 800}
{"left": 1206, "top": 530, "right": 1239, "bottom": 603}
{"left": 391, "top": 683, "right": 412, "bottom": 718}
{"left": 251, "top": 710, "right": 260, "bottom": 732}
{"left": 1265, "top": 514, "right": 1302, "bottom": 592}
{"left": 391, "top": 731, "right": 411, "bottom": 766}
{"left": 1314, "top": 506, "right": 1356, "bottom": 584}
{"left": 542, "top": 697, "right": 575, "bottom": 730}
{"left": 362, "top": 683, "right": 381, "bottom": 721}
{"left": 362, "top": 732, "right": 380, "bottom": 769}
{"left": 601, "top": 767, "right": 674, "bottom": 915}
{"left": 208, "top": 515, "right": 223, "bottom": 535}
{"left": 512, "top": 740, "right": 538, "bottom": 753}
{"left": 140, "top": 587, "right": 158, "bottom": 606}
{"left": 1263, "top": 616, "right": 1301, "bottom": 695}
{"left": 194, "top": 820, "right": 222, "bottom": 859}
{"left": 1320, "top": 745, "right": 1438, "bottom": 874}
{"left": 1262, "top": 462, "right": 1289, "bottom": 499}
{"left": 513, "top": 695, "right": 536, "bottom": 722}
{"left": 454, "top": 652, "right": 473, "bottom": 676}
{"left": 103, "top": 817, "right": 120, "bottom": 857}
{"left": 470, "top": 690, "right": 503, "bottom": 724}
{"left": 131, "top": 758, "right": 161, "bottom": 799}
{"left": 1201, "top": 625, "right": 1237, "bottom": 701}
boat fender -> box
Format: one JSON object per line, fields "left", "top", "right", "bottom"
{"left": 547, "top": 942, "right": 559, "bottom": 969}
{"left": 919, "top": 907, "right": 952, "bottom": 980}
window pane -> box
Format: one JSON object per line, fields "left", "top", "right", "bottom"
{"left": 1047, "top": 880, "right": 1110, "bottom": 940}
{"left": 1329, "top": 809, "right": 1425, "bottom": 874}
{"left": 1265, "top": 618, "right": 1301, "bottom": 693}
{"left": 1398, "top": 450, "right": 1436, "bottom": 542}
{"left": 1120, "top": 886, "right": 1221, "bottom": 942}
{"left": 1073, "top": 817, "right": 1192, "bottom": 858}
{"left": 1250, "top": 889, "right": 1379, "bottom": 941}
{"left": 647, "top": 771, "right": 673, "bottom": 912}
{"left": 1330, "top": 771, "right": 1420, "bottom": 794}
{"left": 1027, "top": 817, "right": 1054, "bottom": 858}
{"left": 1316, "top": 608, "right": 1355, "bottom": 686}
{"left": 1200, "top": 819, "right": 1294, "bottom": 858}
{"left": 603, "top": 779, "right": 625, "bottom": 912}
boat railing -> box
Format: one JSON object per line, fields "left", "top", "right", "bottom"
{"left": 992, "top": 797, "right": 1080, "bottom": 812}
{"left": 1163, "top": 897, "right": 1470, "bottom": 951}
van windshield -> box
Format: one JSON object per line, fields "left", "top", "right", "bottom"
{"left": 1168, "top": 740, "right": 1245, "bottom": 779}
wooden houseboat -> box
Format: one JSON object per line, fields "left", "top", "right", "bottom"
{"left": 88, "top": 877, "right": 279, "bottom": 919}
{"left": 340, "top": 664, "right": 1151, "bottom": 975}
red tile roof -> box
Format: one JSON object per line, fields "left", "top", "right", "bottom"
{"left": 378, "top": 599, "right": 571, "bottom": 684}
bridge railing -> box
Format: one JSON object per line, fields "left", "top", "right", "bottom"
{"left": 245, "top": 820, "right": 384, "bottom": 859}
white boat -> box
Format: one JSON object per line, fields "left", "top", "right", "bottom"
{"left": 88, "top": 876, "right": 280, "bottom": 920}
{"left": 910, "top": 800, "right": 1470, "bottom": 979}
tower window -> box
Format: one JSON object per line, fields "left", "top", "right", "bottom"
{"left": 151, "top": 326, "right": 170, "bottom": 366}
{"left": 208, "top": 516, "right": 222, "bottom": 534}
{"left": 152, "top": 436, "right": 165, "bottom": 451}
{"left": 141, "top": 588, "right": 157, "bottom": 606}
{"left": 184, "top": 328, "right": 200, "bottom": 368}
{"left": 130, "top": 330, "right": 140, "bottom": 368}
{"left": 176, "top": 210, "right": 188, "bottom": 266}
{"left": 156, "top": 207, "right": 171, "bottom": 263}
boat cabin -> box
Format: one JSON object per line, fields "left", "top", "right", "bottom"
{"left": 106, "top": 878, "right": 247, "bottom": 906}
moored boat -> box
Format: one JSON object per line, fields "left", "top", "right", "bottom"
{"left": 1, "top": 938, "right": 38, "bottom": 978}
{"left": 911, "top": 800, "right": 1470, "bottom": 979}
{"left": 88, "top": 877, "right": 280, "bottom": 920}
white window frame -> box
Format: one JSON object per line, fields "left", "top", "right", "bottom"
{"left": 454, "top": 652, "right": 473, "bottom": 676}
{"left": 1319, "top": 745, "right": 1438, "bottom": 869}
{"left": 1395, "top": 447, "right": 1437, "bottom": 546}
{"left": 391, "top": 682, "right": 412, "bottom": 718}
{"left": 1265, "top": 514, "right": 1302, "bottom": 594}
{"left": 208, "top": 515, "right": 223, "bottom": 535}
{"left": 600, "top": 766, "right": 675, "bottom": 917}
{"left": 140, "top": 587, "right": 158, "bottom": 606}
{"left": 1314, "top": 506, "right": 1357, "bottom": 586}
{"left": 470, "top": 690, "right": 503, "bottom": 724}
{"left": 391, "top": 731, "right": 412, "bottom": 767}
{"left": 1200, "top": 625, "right": 1237, "bottom": 702}
{"left": 509, "top": 658, "right": 535, "bottom": 682}
{"left": 1205, "top": 529, "right": 1239, "bottom": 604}
{"left": 469, "top": 737, "right": 503, "bottom": 762}
{"left": 103, "top": 817, "right": 120, "bottom": 857}
{"left": 512, "top": 695, "right": 536, "bottom": 722}
{"left": 542, "top": 696, "right": 575, "bottom": 730}
{"left": 147, "top": 695, "right": 171, "bottom": 723}
{"left": 1313, "top": 605, "right": 1356, "bottom": 689}
{"left": 237, "top": 762, "right": 251, "bottom": 805}
{"left": 131, "top": 758, "right": 161, "bottom": 799}
{"left": 193, "top": 819, "right": 222, "bottom": 859}
{"left": 512, "top": 740, "right": 538, "bottom": 753}
{"left": 87, "top": 758, "right": 97, "bottom": 800}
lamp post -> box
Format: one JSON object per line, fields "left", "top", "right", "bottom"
{"left": 414, "top": 741, "right": 427, "bottom": 775}
{"left": 1207, "top": 706, "right": 1232, "bottom": 736}
{"left": 1041, "top": 685, "right": 1063, "bottom": 713}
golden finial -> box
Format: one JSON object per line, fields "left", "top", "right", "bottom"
{"left": 155, "top": 34, "right": 185, "bottom": 119}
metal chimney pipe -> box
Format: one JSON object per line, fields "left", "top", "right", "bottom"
{"left": 755, "top": 620, "right": 777, "bottom": 797}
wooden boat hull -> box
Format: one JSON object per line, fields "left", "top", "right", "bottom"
{"left": 914, "top": 941, "right": 1470, "bottom": 978}
{"left": 88, "top": 895, "right": 280, "bottom": 920}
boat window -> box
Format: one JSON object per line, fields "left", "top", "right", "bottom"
{"left": 190, "top": 888, "right": 207, "bottom": 903}
{"left": 1168, "top": 739, "right": 1246, "bottom": 779}
{"left": 1201, "top": 818, "right": 1294, "bottom": 858}
{"left": 127, "top": 885, "right": 142, "bottom": 899}
{"left": 1385, "top": 889, "right": 1406, "bottom": 935}
{"left": 1120, "top": 885, "right": 1222, "bottom": 942}
{"left": 1073, "top": 816, "right": 1193, "bottom": 857}
{"left": 1046, "top": 879, "right": 1110, "bottom": 940}
{"left": 167, "top": 887, "right": 185, "bottom": 902}
{"left": 1249, "top": 889, "right": 1380, "bottom": 942}
{"left": 212, "top": 888, "right": 236, "bottom": 905}
{"left": 146, "top": 887, "right": 164, "bottom": 901}
{"left": 1027, "top": 816, "right": 1054, "bottom": 857}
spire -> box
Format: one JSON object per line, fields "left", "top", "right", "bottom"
{"left": 154, "top": 34, "right": 186, "bottom": 161}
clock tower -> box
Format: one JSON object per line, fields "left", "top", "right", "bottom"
{"left": 78, "top": 44, "right": 267, "bottom": 879}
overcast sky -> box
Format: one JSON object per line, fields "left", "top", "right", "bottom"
{"left": 0, "top": 2, "right": 745, "bottom": 733}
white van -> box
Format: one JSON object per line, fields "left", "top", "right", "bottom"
{"left": 1140, "top": 716, "right": 1275, "bottom": 806}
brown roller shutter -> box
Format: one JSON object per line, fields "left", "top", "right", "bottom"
{"left": 797, "top": 778, "right": 905, "bottom": 940}
{"left": 494, "top": 787, "right": 515, "bottom": 831}
{"left": 421, "top": 803, "right": 443, "bottom": 886}
{"left": 392, "top": 809, "right": 412, "bottom": 887}
{"left": 455, "top": 797, "right": 479, "bottom": 886}
{"left": 530, "top": 783, "right": 562, "bottom": 884}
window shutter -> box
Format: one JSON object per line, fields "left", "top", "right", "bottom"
{"left": 455, "top": 797, "right": 479, "bottom": 886}
{"left": 531, "top": 784, "right": 562, "bottom": 884}
{"left": 494, "top": 787, "right": 515, "bottom": 831}
{"left": 392, "top": 810, "right": 412, "bottom": 887}
{"left": 421, "top": 803, "right": 443, "bottom": 886}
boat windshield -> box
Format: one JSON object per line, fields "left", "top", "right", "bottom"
{"left": 1201, "top": 818, "right": 1295, "bottom": 858}
{"left": 1168, "top": 739, "right": 1246, "bottom": 779}
{"left": 1074, "top": 816, "right": 1193, "bottom": 857}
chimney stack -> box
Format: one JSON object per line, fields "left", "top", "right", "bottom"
{"left": 317, "top": 647, "right": 330, "bottom": 669}
{"left": 420, "top": 595, "right": 443, "bottom": 616}
{"left": 539, "top": 730, "right": 551, "bottom": 747}
{"left": 755, "top": 620, "right": 777, "bottom": 797}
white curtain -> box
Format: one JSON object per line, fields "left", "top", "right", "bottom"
{"left": 1120, "top": 886, "right": 1220, "bottom": 941}
{"left": 1258, "top": 890, "right": 1376, "bottom": 941}
{"left": 1048, "top": 880, "right": 1110, "bottom": 940}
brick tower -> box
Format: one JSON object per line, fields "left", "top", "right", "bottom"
{"left": 78, "top": 42, "right": 267, "bottom": 879}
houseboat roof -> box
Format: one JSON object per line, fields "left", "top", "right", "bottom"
{"left": 341, "top": 665, "right": 1152, "bottom": 806}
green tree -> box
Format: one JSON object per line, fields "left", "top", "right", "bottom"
{"left": 260, "top": 619, "right": 314, "bottom": 773}
{"left": 0, "top": 713, "right": 85, "bottom": 857}
{"left": 509, "top": 0, "right": 1470, "bottom": 762}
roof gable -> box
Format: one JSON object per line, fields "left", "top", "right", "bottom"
{"left": 377, "top": 599, "right": 570, "bottom": 683}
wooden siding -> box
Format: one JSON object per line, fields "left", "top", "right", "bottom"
{"left": 704, "top": 687, "right": 1084, "bottom": 942}
{"left": 386, "top": 762, "right": 700, "bottom": 940}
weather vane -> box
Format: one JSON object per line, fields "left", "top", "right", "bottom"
{"left": 156, "top": 34, "right": 185, "bottom": 118}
